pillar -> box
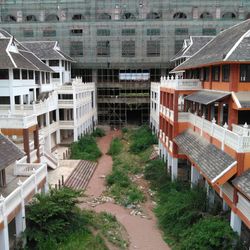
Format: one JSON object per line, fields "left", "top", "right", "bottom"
{"left": 167, "top": 153, "right": 172, "bottom": 173}
{"left": 230, "top": 210, "right": 242, "bottom": 235}
{"left": 23, "top": 128, "right": 30, "bottom": 163}
{"left": 0, "top": 196, "right": 9, "bottom": 250}
{"left": 191, "top": 165, "right": 200, "bottom": 188}
{"left": 33, "top": 125, "right": 40, "bottom": 162}
{"left": 171, "top": 157, "right": 178, "bottom": 181}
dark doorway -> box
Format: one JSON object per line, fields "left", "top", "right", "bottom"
{"left": 127, "top": 110, "right": 142, "bottom": 125}
{"left": 238, "top": 111, "right": 250, "bottom": 124}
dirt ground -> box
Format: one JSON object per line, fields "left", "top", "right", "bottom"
{"left": 81, "top": 130, "right": 170, "bottom": 250}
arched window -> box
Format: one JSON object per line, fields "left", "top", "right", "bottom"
{"left": 222, "top": 12, "right": 236, "bottom": 19}
{"left": 146, "top": 12, "right": 161, "bottom": 20}
{"left": 173, "top": 12, "right": 187, "bottom": 19}
{"left": 4, "top": 15, "right": 16, "bottom": 22}
{"left": 26, "top": 15, "right": 37, "bottom": 22}
{"left": 45, "top": 14, "right": 59, "bottom": 22}
{"left": 121, "top": 12, "right": 136, "bottom": 20}
{"left": 246, "top": 13, "right": 250, "bottom": 20}
{"left": 72, "top": 14, "right": 84, "bottom": 21}
{"left": 97, "top": 13, "right": 111, "bottom": 20}
{"left": 200, "top": 12, "right": 212, "bottom": 19}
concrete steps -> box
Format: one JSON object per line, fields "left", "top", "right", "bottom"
{"left": 64, "top": 160, "right": 97, "bottom": 190}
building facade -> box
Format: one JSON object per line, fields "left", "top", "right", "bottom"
{"left": 158, "top": 20, "right": 250, "bottom": 244}
{"left": 0, "top": 0, "right": 249, "bottom": 125}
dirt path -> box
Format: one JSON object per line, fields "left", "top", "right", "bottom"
{"left": 82, "top": 130, "right": 170, "bottom": 250}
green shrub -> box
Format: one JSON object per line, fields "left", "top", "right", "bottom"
{"left": 144, "top": 159, "right": 166, "bottom": 184}
{"left": 108, "top": 138, "right": 123, "bottom": 156}
{"left": 180, "top": 217, "right": 240, "bottom": 250}
{"left": 106, "top": 169, "right": 130, "bottom": 188}
{"left": 130, "top": 126, "right": 158, "bottom": 153}
{"left": 122, "top": 127, "right": 128, "bottom": 133}
{"left": 92, "top": 128, "right": 106, "bottom": 137}
{"left": 70, "top": 135, "right": 102, "bottom": 161}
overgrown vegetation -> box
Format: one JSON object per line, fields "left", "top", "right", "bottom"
{"left": 130, "top": 125, "right": 157, "bottom": 153}
{"left": 70, "top": 135, "right": 101, "bottom": 161}
{"left": 106, "top": 127, "right": 156, "bottom": 206}
{"left": 25, "top": 188, "right": 128, "bottom": 250}
{"left": 144, "top": 159, "right": 242, "bottom": 249}
{"left": 108, "top": 138, "right": 123, "bottom": 156}
{"left": 92, "top": 127, "right": 106, "bottom": 137}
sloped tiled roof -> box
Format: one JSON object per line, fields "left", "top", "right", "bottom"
{"left": 184, "top": 90, "right": 231, "bottom": 105}
{"left": 0, "top": 134, "right": 25, "bottom": 171}
{"left": 174, "top": 129, "right": 236, "bottom": 183}
{"left": 233, "top": 170, "right": 250, "bottom": 200}
{"left": 22, "top": 41, "right": 74, "bottom": 62}
{"left": 234, "top": 92, "right": 250, "bottom": 108}
{"left": 174, "top": 20, "right": 250, "bottom": 71}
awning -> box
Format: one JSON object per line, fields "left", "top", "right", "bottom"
{"left": 232, "top": 92, "right": 250, "bottom": 109}
{"left": 174, "top": 129, "right": 237, "bottom": 185}
{"left": 184, "top": 90, "right": 231, "bottom": 105}
{"left": 233, "top": 170, "right": 250, "bottom": 200}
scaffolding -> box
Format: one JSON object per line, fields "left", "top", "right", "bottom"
{"left": 0, "top": 0, "right": 249, "bottom": 125}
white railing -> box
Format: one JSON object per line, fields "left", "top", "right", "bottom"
{"left": 58, "top": 99, "right": 74, "bottom": 107}
{"left": 59, "top": 120, "right": 74, "bottom": 129}
{"left": 232, "top": 124, "right": 250, "bottom": 136}
{"left": 178, "top": 112, "right": 250, "bottom": 153}
{"left": 160, "top": 76, "right": 202, "bottom": 90}
{"left": 237, "top": 193, "right": 250, "bottom": 221}
{"left": 14, "top": 162, "right": 42, "bottom": 176}
{"left": 0, "top": 114, "right": 37, "bottom": 129}
{"left": 0, "top": 163, "right": 47, "bottom": 223}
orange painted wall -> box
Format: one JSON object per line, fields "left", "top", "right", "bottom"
{"left": 238, "top": 82, "right": 250, "bottom": 91}
{"left": 243, "top": 153, "right": 250, "bottom": 171}
{"left": 211, "top": 82, "right": 230, "bottom": 91}
{"left": 211, "top": 137, "right": 222, "bottom": 149}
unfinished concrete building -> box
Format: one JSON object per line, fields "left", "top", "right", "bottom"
{"left": 0, "top": 0, "right": 250, "bottom": 126}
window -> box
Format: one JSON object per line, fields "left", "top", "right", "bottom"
{"left": 122, "top": 29, "right": 135, "bottom": 36}
{"left": 41, "top": 72, "right": 45, "bottom": 83}
{"left": 175, "top": 28, "right": 188, "bottom": 35}
{"left": 97, "top": 41, "right": 110, "bottom": 57}
{"left": 26, "top": 15, "right": 37, "bottom": 22}
{"left": 45, "top": 14, "right": 59, "bottom": 22}
{"left": 52, "top": 73, "right": 60, "bottom": 79}
{"left": 175, "top": 40, "right": 184, "bottom": 54}
{"left": 121, "top": 13, "right": 135, "bottom": 20}
{"left": 46, "top": 72, "right": 50, "bottom": 83}
{"left": 204, "top": 67, "right": 210, "bottom": 81}
{"left": 70, "top": 41, "right": 83, "bottom": 56}
{"left": 222, "top": 12, "right": 236, "bottom": 19}
{"left": 49, "top": 60, "right": 59, "bottom": 66}
{"left": 43, "top": 30, "right": 56, "bottom": 37}
{"left": 97, "top": 13, "right": 111, "bottom": 20}
{"left": 146, "top": 12, "right": 161, "bottom": 20}
{"left": 200, "top": 12, "right": 213, "bottom": 19}
{"left": 122, "top": 41, "right": 135, "bottom": 57}
{"left": 173, "top": 12, "right": 187, "bottom": 19}
{"left": 72, "top": 14, "right": 84, "bottom": 21}
{"left": 202, "top": 28, "right": 216, "bottom": 36}
{"left": 97, "top": 29, "right": 110, "bottom": 36}
{"left": 147, "top": 41, "right": 160, "bottom": 57}
{"left": 28, "top": 70, "right": 34, "bottom": 79}
{"left": 4, "top": 15, "right": 16, "bottom": 22}
{"left": 70, "top": 29, "right": 83, "bottom": 36}
{"left": 35, "top": 71, "right": 40, "bottom": 84}
{"left": 147, "top": 29, "right": 160, "bottom": 36}
{"left": 0, "top": 69, "right": 9, "bottom": 79}
{"left": 212, "top": 66, "right": 220, "bottom": 81}
{"left": 23, "top": 30, "right": 34, "bottom": 37}
{"left": 13, "top": 69, "right": 20, "bottom": 79}
{"left": 222, "top": 65, "right": 230, "bottom": 82}
{"left": 240, "top": 64, "right": 250, "bottom": 82}
{"left": 22, "top": 70, "right": 28, "bottom": 80}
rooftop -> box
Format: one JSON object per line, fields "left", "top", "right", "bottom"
{"left": 233, "top": 169, "right": 250, "bottom": 200}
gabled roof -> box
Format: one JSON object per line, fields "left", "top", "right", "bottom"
{"left": 171, "top": 36, "right": 214, "bottom": 62}
{"left": 0, "top": 29, "right": 53, "bottom": 72}
{"left": 21, "top": 41, "right": 74, "bottom": 62}
{"left": 0, "top": 134, "right": 25, "bottom": 171}
{"left": 174, "top": 129, "right": 237, "bottom": 185}
{"left": 233, "top": 92, "right": 250, "bottom": 109}
{"left": 174, "top": 20, "right": 250, "bottom": 71}
{"left": 233, "top": 170, "right": 250, "bottom": 200}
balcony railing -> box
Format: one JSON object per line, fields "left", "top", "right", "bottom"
{"left": 160, "top": 106, "right": 174, "bottom": 122}
{"left": 160, "top": 76, "right": 202, "bottom": 90}
{"left": 178, "top": 112, "right": 250, "bottom": 153}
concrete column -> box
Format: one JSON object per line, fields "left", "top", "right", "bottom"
{"left": 191, "top": 165, "right": 200, "bottom": 188}
{"left": 206, "top": 182, "right": 215, "bottom": 206}
{"left": 167, "top": 153, "right": 172, "bottom": 173}
{"left": 0, "top": 196, "right": 9, "bottom": 250}
{"left": 56, "top": 130, "right": 61, "bottom": 144}
{"left": 171, "top": 157, "right": 178, "bottom": 181}
{"left": 230, "top": 210, "right": 242, "bottom": 236}
{"left": 33, "top": 88, "right": 37, "bottom": 102}
{"left": 23, "top": 129, "right": 30, "bottom": 163}
{"left": 33, "top": 125, "right": 40, "bottom": 162}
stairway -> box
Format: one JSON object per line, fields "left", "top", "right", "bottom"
{"left": 64, "top": 160, "right": 97, "bottom": 190}
{"left": 42, "top": 150, "right": 58, "bottom": 169}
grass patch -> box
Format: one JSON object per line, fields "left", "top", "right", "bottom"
{"left": 108, "top": 138, "right": 123, "bottom": 156}
{"left": 70, "top": 135, "right": 101, "bottom": 161}
{"left": 92, "top": 128, "right": 106, "bottom": 137}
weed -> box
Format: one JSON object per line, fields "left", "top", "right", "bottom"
{"left": 108, "top": 138, "right": 123, "bottom": 156}
{"left": 92, "top": 128, "right": 106, "bottom": 137}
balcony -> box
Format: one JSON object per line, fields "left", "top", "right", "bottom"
{"left": 160, "top": 105, "right": 174, "bottom": 122}
{"left": 0, "top": 114, "right": 37, "bottom": 129}
{"left": 59, "top": 120, "right": 74, "bottom": 129}
{"left": 160, "top": 76, "right": 202, "bottom": 90}
{"left": 178, "top": 112, "right": 250, "bottom": 153}
{"left": 58, "top": 99, "right": 74, "bottom": 108}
